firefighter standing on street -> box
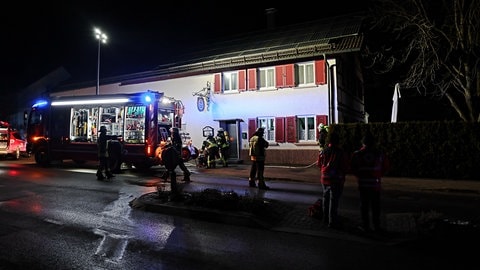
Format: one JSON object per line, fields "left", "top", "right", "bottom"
{"left": 350, "top": 131, "right": 390, "bottom": 232}
{"left": 215, "top": 128, "right": 230, "bottom": 167}
{"left": 170, "top": 127, "right": 191, "bottom": 182}
{"left": 248, "top": 127, "right": 270, "bottom": 190}
{"left": 96, "top": 126, "right": 115, "bottom": 181}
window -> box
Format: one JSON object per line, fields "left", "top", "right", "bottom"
{"left": 223, "top": 72, "right": 238, "bottom": 92}
{"left": 298, "top": 62, "right": 315, "bottom": 85}
{"left": 257, "top": 117, "right": 275, "bottom": 141}
{"left": 297, "top": 115, "right": 316, "bottom": 142}
{"left": 259, "top": 67, "right": 275, "bottom": 90}
{"left": 29, "top": 110, "right": 43, "bottom": 125}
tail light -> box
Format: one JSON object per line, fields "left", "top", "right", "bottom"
{"left": 147, "top": 145, "right": 152, "bottom": 155}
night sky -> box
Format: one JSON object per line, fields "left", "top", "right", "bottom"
{"left": 1, "top": 1, "right": 455, "bottom": 122}
{"left": 2, "top": 2, "right": 366, "bottom": 90}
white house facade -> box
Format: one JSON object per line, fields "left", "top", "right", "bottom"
{"left": 28, "top": 13, "right": 366, "bottom": 165}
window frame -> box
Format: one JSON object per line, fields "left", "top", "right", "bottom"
{"left": 258, "top": 67, "right": 276, "bottom": 90}
{"left": 296, "top": 115, "right": 316, "bottom": 142}
{"left": 223, "top": 71, "right": 239, "bottom": 93}
{"left": 257, "top": 116, "right": 275, "bottom": 142}
{"left": 297, "top": 61, "right": 315, "bottom": 86}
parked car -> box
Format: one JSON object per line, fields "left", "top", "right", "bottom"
{"left": 0, "top": 127, "right": 28, "bottom": 160}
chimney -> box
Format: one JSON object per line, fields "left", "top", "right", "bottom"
{"left": 265, "top": 8, "right": 277, "bottom": 30}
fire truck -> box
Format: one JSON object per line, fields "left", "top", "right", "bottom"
{"left": 26, "top": 90, "right": 184, "bottom": 171}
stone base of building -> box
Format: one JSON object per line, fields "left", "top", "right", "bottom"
{"left": 239, "top": 149, "right": 319, "bottom": 166}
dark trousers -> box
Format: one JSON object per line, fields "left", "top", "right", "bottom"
{"left": 249, "top": 159, "right": 265, "bottom": 180}
{"left": 173, "top": 149, "right": 191, "bottom": 179}
{"left": 358, "top": 187, "right": 381, "bottom": 229}
{"left": 219, "top": 147, "right": 229, "bottom": 166}
{"left": 178, "top": 159, "right": 190, "bottom": 175}
{"left": 97, "top": 156, "right": 112, "bottom": 177}
{"left": 206, "top": 148, "right": 219, "bottom": 168}
{"left": 322, "top": 179, "right": 344, "bottom": 226}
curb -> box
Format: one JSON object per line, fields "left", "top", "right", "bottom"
{"left": 129, "top": 192, "right": 416, "bottom": 245}
{"left": 130, "top": 192, "right": 276, "bottom": 229}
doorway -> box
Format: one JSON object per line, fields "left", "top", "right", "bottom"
{"left": 217, "top": 119, "right": 243, "bottom": 163}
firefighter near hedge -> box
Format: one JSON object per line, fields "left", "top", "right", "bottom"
{"left": 318, "top": 123, "right": 328, "bottom": 150}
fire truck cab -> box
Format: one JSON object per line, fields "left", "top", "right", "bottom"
{"left": 26, "top": 91, "right": 182, "bottom": 171}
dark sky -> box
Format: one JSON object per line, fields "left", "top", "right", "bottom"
{"left": 1, "top": 2, "right": 367, "bottom": 91}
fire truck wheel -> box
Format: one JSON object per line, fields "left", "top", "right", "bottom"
{"left": 109, "top": 158, "right": 122, "bottom": 173}
{"left": 34, "top": 146, "right": 51, "bottom": 167}
{"left": 108, "top": 141, "right": 123, "bottom": 173}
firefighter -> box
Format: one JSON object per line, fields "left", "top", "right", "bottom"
{"left": 215, "top": 128, "right": 230, "bottom": 167}
{"left": 96, "top": 126, "right": 115, "bottom": 180}
{"left": 318, "top": 123, "right": 328, "bottom": 150}
{"left": 202, "top": 135, "right": 219, "bottom": 168}
{"left": 169, "top": 127, "right": 191, "bottom": 182}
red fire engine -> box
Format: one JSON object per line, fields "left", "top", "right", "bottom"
{"left": 26, "top": 91, "right": 184, "bottom": 171}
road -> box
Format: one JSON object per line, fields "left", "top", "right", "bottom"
{"left": 0, "top": 157, "right": 477, "bottom": 269}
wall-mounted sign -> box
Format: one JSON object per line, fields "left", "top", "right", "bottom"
{"left": 197, "top": 97, "right": 205, "bottom": 112}
{"left": 202, "top": 126, "right": 214, "bottom": 137}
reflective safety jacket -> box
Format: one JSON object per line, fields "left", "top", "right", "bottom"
{"left": 350, "top": 146, "right": 390, "bottom": 190}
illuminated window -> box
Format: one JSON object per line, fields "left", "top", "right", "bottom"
{"left": 297, "top": 115, "right": 316, "bottom": 141}
{"left": 298, "top": 62, "right": 315, "bottom": 85}
{"left": 257, "top": 117, "right": 275, "bottom": 141}
{"left": 259, "top": 67, "right": 275, "bottom": 90}
{"left": 223, "top": 72, "right": 238, "bottom": 92}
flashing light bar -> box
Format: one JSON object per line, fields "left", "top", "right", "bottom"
{"left": 32, "top": 101, "right": 49, "bottom": 108}
{"left": 51, "top": 98, "right": 130, "bottom": 106}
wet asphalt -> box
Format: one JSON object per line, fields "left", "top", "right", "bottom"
{"left": 129, "top": 161, "right": 480, "bottom": 244}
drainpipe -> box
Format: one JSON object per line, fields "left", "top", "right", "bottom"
{"left": 323, "top": 54, "right": 332, "bottom": 125}
{"left": 326, "top": 58, "right": 337, "bottom": 125}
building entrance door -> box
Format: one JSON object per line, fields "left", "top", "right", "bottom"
{"left": 217, "top": 119, "right": 243, "bottom": 163}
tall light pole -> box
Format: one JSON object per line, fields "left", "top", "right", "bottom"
{"left": 94, "top": 28, "right": 107, "bottom": 95}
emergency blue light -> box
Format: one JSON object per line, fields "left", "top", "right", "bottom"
{"left": 144, "top": 95, "right": 152, "bottom": 103}
{"left": 139, "top": 92, "right": 155, "bottom": 105}
{"left": 32, "top": 100, "right": 49, "bottom": 108}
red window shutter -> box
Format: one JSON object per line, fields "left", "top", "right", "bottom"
{"left": 286, "top": 116, "right": 297, "bottom": 143}
{"left": 248, "top": 118, "right": 257, "bottom": 139}
{"left": 316, "top": 115, "right": 328, "bottom": 140}
{"left": 238, "top": 70, "right": 246, "bottom": 92}
{"left": 275, "top": 65, "right": 284, "bottom": 88}
{"left": 285, "top": 64, "right": 295, "bottom": 87}
{"left": 275, "top": 64, "right": 295, "bottom": 88}
{"left": 275, "top": 117, "right": 285, "bottom": 143}
{"left": 247, "top": 68, "right": 257, "bottom": 90}
{"left": 315, "top": 60, "right": 327, "bottom": 85}
{"left": 214, "top": 73, "right": 221, "bottom": 93}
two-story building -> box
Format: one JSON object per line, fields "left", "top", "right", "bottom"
{"left": 25, "top": 13, "right": 367, "bottom": 166}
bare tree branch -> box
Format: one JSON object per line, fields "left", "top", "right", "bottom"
{"left": 363, "top": 0, "right": 480, "bottom": 122}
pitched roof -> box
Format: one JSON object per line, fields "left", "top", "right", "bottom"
{"left": 165, "top": 11, "right": 365, "bottom": 67}
{"left": 57, "top": 12, "right": 365, "bottom": 90}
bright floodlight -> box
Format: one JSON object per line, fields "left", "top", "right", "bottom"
{"left": 94, "top": 28, "right": 108, "bottom": 43}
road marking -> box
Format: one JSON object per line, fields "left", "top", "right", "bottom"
{"left": 93, "top": 192, "right": 134, "bottom": 263}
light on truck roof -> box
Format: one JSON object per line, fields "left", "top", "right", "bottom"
{"left": 51, "top": 98, "right": 130, "bottom": 106}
